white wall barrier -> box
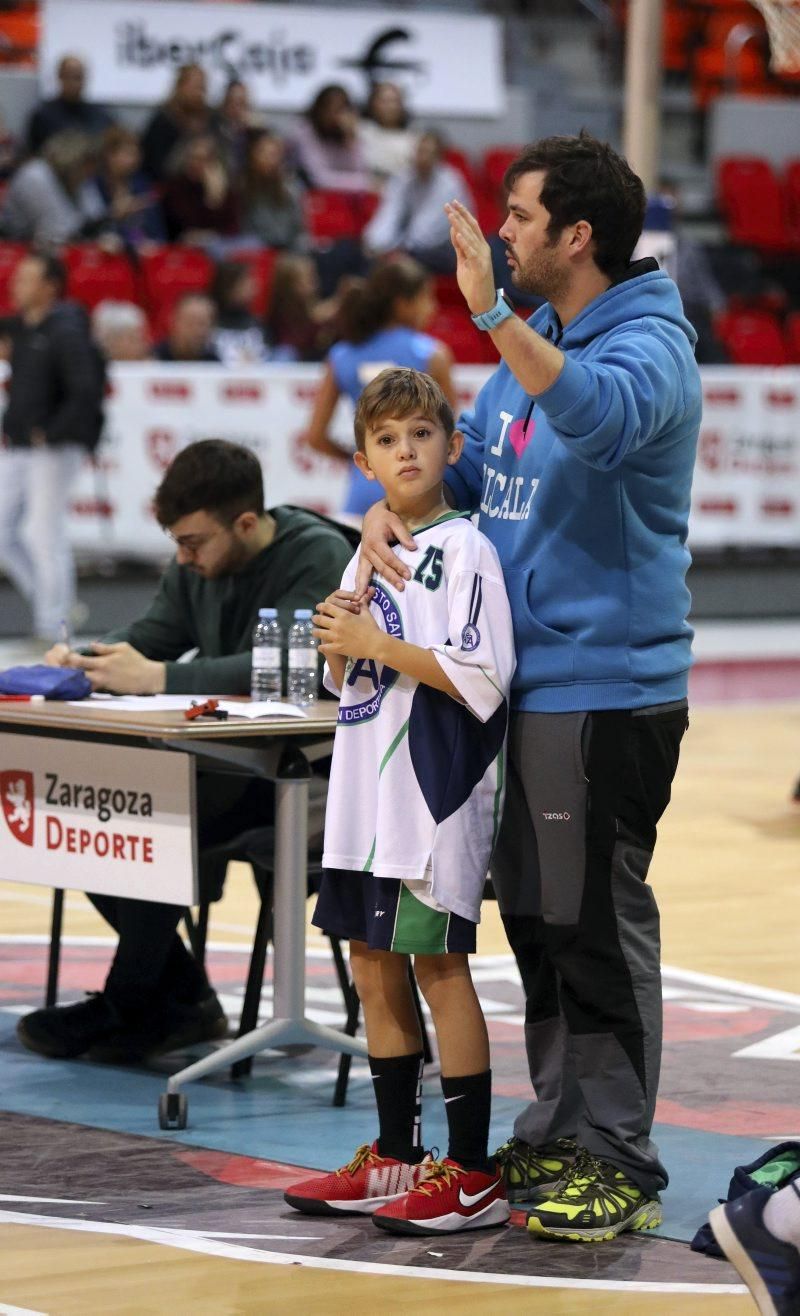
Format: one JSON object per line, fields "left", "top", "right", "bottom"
{"left": 50, "top": 363, "right": 800, "bottom": 559}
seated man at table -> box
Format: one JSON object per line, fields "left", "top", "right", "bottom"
{"left": 17, "top": 438, "right": 353, "bottom": 1064}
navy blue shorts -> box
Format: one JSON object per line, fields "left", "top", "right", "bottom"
{"left": 313, "top": 869, "right": 476, "bottom": 955}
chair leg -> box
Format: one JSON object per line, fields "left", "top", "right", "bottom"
{"left": 45, "top": 888, "right": 64, "bottom": 1007}
{"left": 183, "top": 903, "right": 210, "bottom": 965}
{"left": 332, "top": 936, "right": 362, "bottom": 1108}
{"left": 409, "top": 964, "right": 434, "bottom": 1065}
{"left": 196, "top": 902, "right": 209, "bottom": 962}
{"left": 231, "top": 875, "right": 274, "bottom": 1080}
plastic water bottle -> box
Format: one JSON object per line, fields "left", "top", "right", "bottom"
{"left": 287, "top": 608, "right": 318, "bottom": 706}
{"left": 251, "top": 607, "right": 283, "bottom": 700}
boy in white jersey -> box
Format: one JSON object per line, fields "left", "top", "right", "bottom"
{"left": 284, "top": 368, "right": 515, "bottom": 1236}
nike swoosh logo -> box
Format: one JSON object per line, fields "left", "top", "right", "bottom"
{"left": 459, "top": 1179, "right": 501, "bottom": 1209}
{"left": 444, "top": 1095, "right": 464, "bottom": 1104}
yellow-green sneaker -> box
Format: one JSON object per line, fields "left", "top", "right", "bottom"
{"left": 494, "top": 1136, "right": 577, "bottom": 1203}
{"left": 526, "top": 1150, "right": 662, "bottom": 1242}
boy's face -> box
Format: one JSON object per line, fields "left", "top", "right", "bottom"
{"left": 354, "top": 411, "right": 463, "bottom": 506}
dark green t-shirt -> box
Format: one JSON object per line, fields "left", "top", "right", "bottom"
{"left": 105, "top": 506, "right": 353, "bottom": 695}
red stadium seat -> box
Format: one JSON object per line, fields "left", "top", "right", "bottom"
{"left": 428, "top": 307, "right": 496, "bottom": 364}
{"left": 483, "top": 147, "right": 520, "bottom": 195}
{"left": 226, "top": 248, "right": 278, "bottom": 316}
{"left": 715, "top": 307, "right": 788, "bottom": 364}
{"left": 0, "top": 241, "right": 27, "bottom": 313}
{"left": 444, "top": 147, "right": 479, "bottom": 195}
{"left": 692, "top": 12, "right": 770, "bottom": 106}
{"left": 140, "top": 246, "right": 214, "bottom": 335}
{"left": 433, "top": 275, "right": 463, "bottom": 310}
{"left": 784, "top": 310, "right": 800, "bottom": 363}
{"left": 782, "top": 160, "right": 800, "bottom": 248}
{"left": 304, "top": 190, "right": 379, "bottom": 242}
{"left": 717, "top": 157, "right": 789, "bottom": 251}
{"left": 64, "top": 246, "right": 139, "bottom": 311}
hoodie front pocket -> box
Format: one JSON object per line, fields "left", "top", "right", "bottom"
{"left": 503, "top": 566, "right": 576, "bottom": 685}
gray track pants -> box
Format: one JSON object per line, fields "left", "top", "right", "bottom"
{"left": 491, "top": 702, "right": 688, "bottom": 1197}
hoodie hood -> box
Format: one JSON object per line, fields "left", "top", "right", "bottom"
{"left": 532, "top": 260, "right": 698, "bottom": 351}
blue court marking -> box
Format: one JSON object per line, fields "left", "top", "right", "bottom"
{"left": 0, "top": 1007, "right": 769, "bottom": 1244}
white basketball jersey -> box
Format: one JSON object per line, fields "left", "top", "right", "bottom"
{"left": 323, "top": 512, "right": 516, "bottom": 924}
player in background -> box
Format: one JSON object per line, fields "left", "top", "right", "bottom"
{"left": 284, "top": 367, "right": 515, "bottom": 1235}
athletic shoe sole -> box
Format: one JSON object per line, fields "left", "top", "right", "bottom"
{"left": 283, "top": 1191, "right": 405, "bottom": 1217}
{"left": 373, "top": 1199, "right": 510, "bottom": 1236}
{"left": 15, "top": 1020, "right": 88, "bottom": 1059}
{"left": 527, "top": 1199, "right": 662, "bottom": 1242}
{"left": 709, "top": 1203, "right": 779, "bottom": 1316}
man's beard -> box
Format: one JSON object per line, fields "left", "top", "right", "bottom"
{"left": 507, "top": 243, "right": 567, "bottom": 304}
{"left": 192, "top": 537, "right": 250, "bottom": 579}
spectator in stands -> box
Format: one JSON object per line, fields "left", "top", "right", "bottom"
{"left": 263, "top": 252, "right": 341, "bottom": 361}
{"left": 213, "top": 79, "right": 264, "bottom": 176}
{"left": 161, "top": 134, "right": 240, "bottom": 246}
{"left": 0, "top": 130, "right": 103, "bottom": 246}
{"left": 92, "top": 300, "right": 150, "bottom": 362}
{"left": 304, "top": 256, "right": 455, "bottom": 514}
{"left": 17, "top": 439, "right": 353, "bottom": 1064}
{"left": 241, "top": 130, "right": 306, "bottom": 251}
{"left": 141, "top": 63, "right": 212, "bottom": 182}
{"left": 210, "top": 260, "right": 267, "bottom": 365}
{"left": 26, "top": 54, "right": 114, "bottom": 156}
{"left": 290, "top": 83, "right": 370, "bottom": 194}
{"left": 657, "top": 181, "right": 729, "bottom": 365}
{"left": 359, "top": 81, "right": 417, "bottom": 187}
{"left": 84, "top": 126, "right": 166, "bottom": 250}
{"left": 363, "top": 129, "right": 473, "bottom": 274}
{"left": 154, "top": 293, "right": 221, "bottom": 363}
{"left": 0, "top": 252, "right": 105, "bottom": 639}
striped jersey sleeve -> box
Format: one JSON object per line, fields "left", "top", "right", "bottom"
{"left": 429, "top": 527, "right": 516, "bottom": 723}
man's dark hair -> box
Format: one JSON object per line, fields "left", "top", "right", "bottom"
{"left": 153, "top": 439, "right": 265, "bottom": 527}
{"left": 504, "top": 130, "right": 646, "bottom": 277}
{"left": 27, "top": 250, "right": 67, "bottom": 298}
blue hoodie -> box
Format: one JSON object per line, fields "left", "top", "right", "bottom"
{"left": 444, "top": 260, "right": 702, "bottom": 713}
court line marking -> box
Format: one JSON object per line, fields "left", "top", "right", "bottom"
{"left": 1, "top": 936, "right": 797, "bottom": 1001}
{"left": 0, "top": 1194, "right": 106, "bottom": 1205}
{"left": 0, "top": 1305, "right": 48, "bottom": 1316}
{"left": 0, "top": 1212, "right": 747, "bottom": 1296}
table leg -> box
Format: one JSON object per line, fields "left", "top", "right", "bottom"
{"left": 165, "top": 773, "right": 366, "bottom": 1099}
{"left": 46, "top": 888, "right": 64, "bottom": 1007}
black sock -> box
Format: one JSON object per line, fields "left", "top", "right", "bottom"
{"left": 369, "top": 1052, "right": 425, "bottom": 1163}
{"left": 441, "top": 1070, "right": 493, "bottom": 1173}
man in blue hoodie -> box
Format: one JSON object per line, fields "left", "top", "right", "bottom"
{"left": 358, "top": 131, "right": 701, "bottom": 1242}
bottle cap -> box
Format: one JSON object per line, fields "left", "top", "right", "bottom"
{"left": 294, "top": 608, "right": 313, "bottom": 619}
{"left": 258, "top": 607, "right": 278, "bottom": 619}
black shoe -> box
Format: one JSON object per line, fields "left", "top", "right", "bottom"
{"left": 87, "top": 991, "right": 228, "bottom": 1064}
{"left": 17, "top": 992, "right": 122, "bottom": 1058}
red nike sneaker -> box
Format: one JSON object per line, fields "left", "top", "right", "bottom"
{"left": 284, "top": 1142, "right": 432, "bottom": 1216}
{"left": 372, "top": 1158, "right": 510, "bottom": 1235}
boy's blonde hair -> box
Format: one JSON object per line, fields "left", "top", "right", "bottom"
{"left": 354, "top": 367, "right": 455, "bottom": 453}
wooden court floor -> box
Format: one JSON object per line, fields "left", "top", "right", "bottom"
{"left": 2, "top": 700, "right": 798, "bottom": 1312}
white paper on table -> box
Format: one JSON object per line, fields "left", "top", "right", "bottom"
{"left": 67, "top": 694, "right": 200, "bottom": 710}
{"left": 66, "top": 693, "right": 308, "bottom": 719}
{"left": 216, "top": 700, "right": 307, "bottom": 720}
